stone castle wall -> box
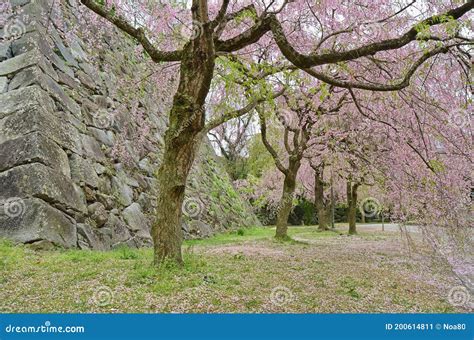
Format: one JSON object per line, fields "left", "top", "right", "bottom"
{"left": 0, "top": 0, "right": 259, "bottom": 250}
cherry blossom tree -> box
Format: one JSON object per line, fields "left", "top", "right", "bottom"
{"left": 299, "top": 114, "right": 384, "bottom": 234}
{"left": 302, "top": 113, "right": 352, "bottom": 231}
{"left": 357, "top": 84, "right": 472, "bottom": 286}
{"left": 257, "top": 82, "right": 348, "bottom": 239}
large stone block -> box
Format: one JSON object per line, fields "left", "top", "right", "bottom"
{"left": 0, "top": 49, "right": 57, "bottom": 80}
{"left": 184, "top": 220, "right": 215, "bottom": 239}
{"left": 11, "top": 29, "right": 75, "bottom": 79}
{"left": 69, "top": 34, "right": 88, "bottom": 62}
{"left": 11, "top": 32, "right": 41, "bottom": 56}
{"left": 77, "top": 223, "right": 111, "bottom": 250}
{"left": 0, "top": 49, "right": 38, "bottom": 76}
{"left": 50, "top": 27, "right": 79, "bottom": 68}
{"left": 6, "top": 66, "right": 80, "bottom": 116}
{"left": 69, "top": 153, "right": 99, "bottom": 188}
{"left": 0, "top": 197, "right": 76, "bottom": 248}
{"left": 10, "top": 32, "right": 60, "bottom": 80}
{"left": 87, "top": 202, "right": 108, "bottom": 227}
{"left": 10, "top": 0, "right": 34, "bottom": 9}
{"left": 0, "top": 85, "right": 55, "bottom": 119}
{"left": 0, "top": 42, "right": 11, "bottom": 62}
{"left": 57, "top": 70, "right": 80, "bottom": 90}
{"left": 80, "top": 134, "right": 106, "bottom": 162}
{"left": 105, "top": 214, "right": 133, "bottom": 247}
{"left": 122, "top": 203, "right": 150, "bottom": 235}
{"left": 0, "top": 163, "right": 86, "bottom": 214}
{"left": 8, "top": 66, "right": 40, "bottom": 90}
{"left": 0, "top": 132, "right": 70, "bottom": 177}
{"left": 0, "top": 104, "right": 81, "bottom": 153}
{"left": 111, "top": 176, "right": 133, "bottom": 207}
{"left": 39, "top": 71, "right": 81, "bottom": 116}
{"left": 16, "top": 0, "right": 51, "bottom": 27}
{"left": 88, "top": 127, "right": 114, "bottom": 147}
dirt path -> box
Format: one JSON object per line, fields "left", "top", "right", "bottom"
{"left": 354, "top": 223, "right": 421, "bottom": 233}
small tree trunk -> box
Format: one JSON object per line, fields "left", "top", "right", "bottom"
{"left": 275, "top": 172, "right": 296, "bottom": 239}
{"left": 348, "top": 200, "right": 357, "bottom": 235}
{"left": 347, "top": 182, "right": 359, "bottom": 235}
{"left": 330, "top": 171, "right": 335, "bottom": 228}
{"left": 314, "top": 168, "right": 328, "bottom": 231}
{"left": 382, "top": 211, "right": 385, "bottom": 231}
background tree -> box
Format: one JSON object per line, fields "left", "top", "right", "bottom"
{"left": 258, "top": 84, "right": 347, "bottom": 239}
{"left": 208, "top": 115, "right": 255, "bottom": 180}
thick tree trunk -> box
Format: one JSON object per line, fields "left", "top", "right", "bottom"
{"left": 347, "top": 182, "right": 359, "bottom": 235}
{"left": 314, "top": 168, "right": 328, "bottom": 231}
{"left": 275, "top": 158, "right": 301, "bottom": 239}
{"left": 154, "top": 139, "right": 198, "bottom": 265}
{"left": 275, "top": 172, "right": 296, "bottom": 239}
{"left": 152, "top": 33, "right": 215, "bottom": 265}
{"left": 317, "top": 209, "right": 328, "bottom": 231}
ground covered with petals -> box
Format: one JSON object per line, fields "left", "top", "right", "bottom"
{"left": 0, "top": 226, "right": 467, "bottom": 313}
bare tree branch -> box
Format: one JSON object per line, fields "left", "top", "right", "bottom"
{"left": 257, "top": 107, "right": 288, "bottom": 175}
{"left": 269, "top": 2, "right": 473, "bottom": 68}
{"left": 204, "top": 89, "right": 285, "bottom": 133}
{"left": 303, "top": 45, "right": 451, "bottom": 91}
{"left": 211, "top": 0, "right": 230, "bottom": 28}
{"left": 215, "top": 14, "right": 274, "bottom": 52}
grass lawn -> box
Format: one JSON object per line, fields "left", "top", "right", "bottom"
{"left": 0, "top": 225, "right": 464, "bottom": 313}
